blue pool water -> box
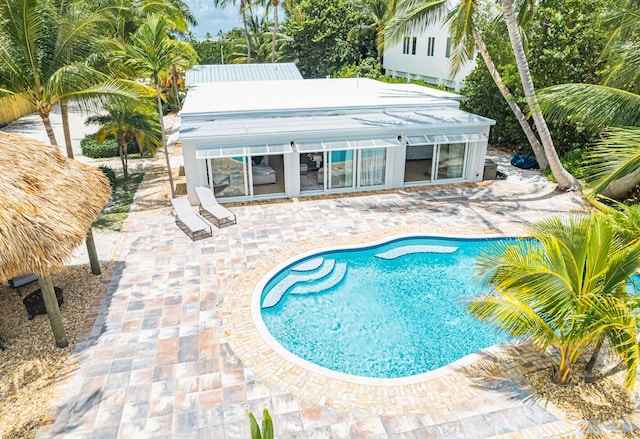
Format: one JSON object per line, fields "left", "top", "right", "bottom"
{"left": 260, "top": 236, "right": 514, "bottom": 379}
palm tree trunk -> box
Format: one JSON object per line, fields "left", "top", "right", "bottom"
{"left": 584, "top": 341, "right": 602, "bottom": 382}
{"left": 156, "top": 85, "right": 176, "bottom": 198}
{"left": 602, "top": 169, "right": 640, "bottom": 199}
{"left": 60, "top": 100, "right": 75, "bottom": 158}
{"left": 118, "top": 131, "right": 129, "bottom": 180}
{"left": 171, "top": 65, "right": 181, "bottom": 109}
{"left": 471, "top": 27, "right": 548, "bottom": 170}
{"left": 271, "top": 0, "right": 279, "bottom": 63}
{"left": 500, "top": 0, "right": 577, "bottom": 190}
{"left": 242, "top": 1, "right": 252, "bottom": 63}
{"left": 40, "top": 109, "right": 58, "bottom": 146}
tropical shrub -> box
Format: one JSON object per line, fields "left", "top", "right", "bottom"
{"left": 81, "top": 133, "right": 139, "bottom": 159}
{"left": 468, "top": 214, "right": 640, "bottom": 388}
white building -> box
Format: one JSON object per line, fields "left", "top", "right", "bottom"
{"left": 178, "top": 77, "right": 494, "bottom": 204}
{"left": 383, "top": 22, "right": 475, "bottom": 91}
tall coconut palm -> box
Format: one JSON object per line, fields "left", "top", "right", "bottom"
{"left": 352, "top": 0, "right": 398, "bottom": 65}
{"left": 226, "top": 15, "right": 291, "bottom": 64}
{"left": 85, "top": 101, "right": 161, "bottom": 180}
{"left": 499, "top": 0, "right": 578, "bottom": 189}
{"left": 386, "top": 0, "right": 550, "bottom": 171}
{"left": 110, "top": 14, "right": 197, "bottom": 198}
{"left": 214, "top": 0, "right": 253, "bottom": 63}
{"left": 468, "top": 214, "right": 640, "bottom": 388}
{"left": 0, "top": 0, "right": 151, "bottom": 154}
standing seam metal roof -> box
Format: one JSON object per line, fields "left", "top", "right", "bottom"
{"left": 185, "top": 63, "right": 303, "bottom": 86}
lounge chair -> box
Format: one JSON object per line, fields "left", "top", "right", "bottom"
{"left": 170, "top": 197, "right": 212, "bottom": 240}
{"left": 194, "top": 186, "right": 237, "bottom": 228}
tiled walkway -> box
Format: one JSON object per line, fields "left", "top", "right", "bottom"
{"left": 37, "top": 166, "right": 617, "bottom": 438}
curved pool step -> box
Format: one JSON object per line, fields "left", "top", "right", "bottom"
{"left": 291, "top": 257, "right": 324, "bottom": 272}
{"left": 262, "top": 259, "right": 336, "bottom": 308}
{"left": 291, "top": 261, "right": 347, "bottom": 295}
{"left": 375, "top": 245, "right": 458, "bottom": 260}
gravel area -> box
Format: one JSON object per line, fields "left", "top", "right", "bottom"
{"left": 0, "top": 264, "right": 114, "bottom": 439}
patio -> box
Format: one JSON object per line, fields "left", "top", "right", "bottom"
{"left": 35, "top": 162, "right": 615, "bottom": 438}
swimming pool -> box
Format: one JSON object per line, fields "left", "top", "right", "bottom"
{"left": 259, "top": 236, "right": 513, "bottom": 379}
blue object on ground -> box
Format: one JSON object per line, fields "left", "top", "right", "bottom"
{"left": 510, "top": 152, "right": 539, "bottom": 169}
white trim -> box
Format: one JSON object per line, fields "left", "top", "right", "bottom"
{"left": 295, "top": 137, "right": 399, "bottom": 153}
{"left": 196, "top": 143, "right": 293, "bottom": 159}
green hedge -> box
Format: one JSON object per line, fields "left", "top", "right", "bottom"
{"left": 98, "top": 165, "right": 117, "bottom": 189}
{"left": 81, "top": 133, "right": 139, "bottom": 158}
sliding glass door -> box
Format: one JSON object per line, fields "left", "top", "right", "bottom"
{"left": 435, "top": 143, "right": 466, "bottom": 180}
{"left": 359, "top": 148, "right": 386, "bottom": 187}
{"left": 206, "top": 157, "right": 248, "bottom": 198}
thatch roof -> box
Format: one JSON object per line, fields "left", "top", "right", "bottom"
{"left": 0, "top": 132, "right": 111, "bottom": 279}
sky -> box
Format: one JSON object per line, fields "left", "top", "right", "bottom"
{"left": 183, "top": 0, "right": 266, "bottom": 39}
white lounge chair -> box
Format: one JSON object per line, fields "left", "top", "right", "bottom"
{"left": 194, "top": 186, "right": 237, "bottom": 228}
{"left": 170, "top": 197, "right": 212, "bottom": 240}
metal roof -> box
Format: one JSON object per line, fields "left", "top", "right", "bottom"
{"left": 179, "top": 78, "right": 462, "bottom": 120}
{"left": 180, "top": 107, "right": 494, "bottom": 145}
{"left": 185, "top": 63, "right": 303, "bottom": 87}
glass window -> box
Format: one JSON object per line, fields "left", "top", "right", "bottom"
{"left": 208, "top": 157, "right": 248, "bottom": 197}
{"left": 445, "top": 38, "right": 451, "bottom": 58}
{"left": 412, "top": 37, "right": 417, "bottom": 55}
{"left": 427, "top": 37, "right": 435, "bottom": 57}
{"left": 328, "top": 150, "right": 353, "bottom": 189}
{"left": 359, "top": 148, "right": 386, "bottom": 187}
{"left": 436, "top": 143, "right": 465, "bottom": 180}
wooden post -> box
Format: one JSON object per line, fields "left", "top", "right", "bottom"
{"left": 38, "top": 275, "right": 68, "bottom": 348}
{"left": 86, "top": 228, "right": 101, "bottom": 275}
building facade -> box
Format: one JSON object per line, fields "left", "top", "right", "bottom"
{"left": 383, "top": 22, "right": 475, "bottom": 91}
{"left": 178, "top": 77, "right": 494, "bottom": 204}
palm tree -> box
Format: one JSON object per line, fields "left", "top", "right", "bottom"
{"left": 499, "top": 0, "right": 578, "bottom": 189}
{"left": 538, "top": 2, "right": 640, "bottom": 199}
{"left": 468, "top": 214, "right": 640, "bottom": 388}
{"left": 0, "top": 0, "right": 151, "bottom": 155}
{"left": 111, "top": 14, "right": 197, "bottom": 198}
{"left": 85, "top": 101, "right": 161, "bottom": 179}
{"left": 226, "top": 16, "right": 291, "bottom": 64}
{"left": 213, "top": 0, "right": 253, "bottom": 63}
{"left": 354, "top": 0, "right": 398, "bottom": 65}
{"left": 386, "top": 0, "right": 550, "bottom": 171}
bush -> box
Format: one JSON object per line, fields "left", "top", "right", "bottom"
{"left": 98, "top": 166, "right": 117, "bottom": 189}
{"left": 81, "top": 133, "right": 139, "bottom": 158}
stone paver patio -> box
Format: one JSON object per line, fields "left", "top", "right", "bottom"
{"left": 34, "top": 163, "right": 638, "bottom": 438}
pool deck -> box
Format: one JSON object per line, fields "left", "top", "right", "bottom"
{"left": 35, "top": 164, "right": 639, "bottom": 438}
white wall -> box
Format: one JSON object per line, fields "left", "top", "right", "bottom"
{"left": 383, "top": 22, "right": 476, "bottom": 91}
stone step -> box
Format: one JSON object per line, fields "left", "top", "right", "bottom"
{"left": 291, "top": 257, "right": 324, "bottom": 272}
{"left": 262, "top": 259, "right": 336, "bottom": 308}
{"left": 375, "top": 244, "right": 458, "bottom": 260}
{"left": 291, "top": 261, "right": 347, "bottom": 295}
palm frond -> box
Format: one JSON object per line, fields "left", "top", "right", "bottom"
{"left": 384, "top": 0, "right": 448, "bottom": 47}
{"left": 538, "top": 83, "right": 640, "bottom": 129}
{"left": 585, "top": 127, "right": 640, "bottom": 192}
{"left": 467, "top": 293, "right": 557, "bottom": 348}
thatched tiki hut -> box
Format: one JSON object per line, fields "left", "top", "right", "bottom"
{"left": 0, "top": 132, "right": 111, "bottom": 347}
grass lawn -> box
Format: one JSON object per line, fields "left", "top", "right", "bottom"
{"left": 94, "top": 172, "right": 144, "bottom": 231}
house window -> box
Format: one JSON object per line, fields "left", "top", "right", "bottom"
{"left": 445, "top": 38, "right": 451, "bottom": 58}
{"left": 427, "top": 37, "right": 435, "bottom": 56}
{"left": 402, "top": 37, "right": 410, "bottom": 54}
{"left": 411, "top": 37, "right": 417, "bottom": 55}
